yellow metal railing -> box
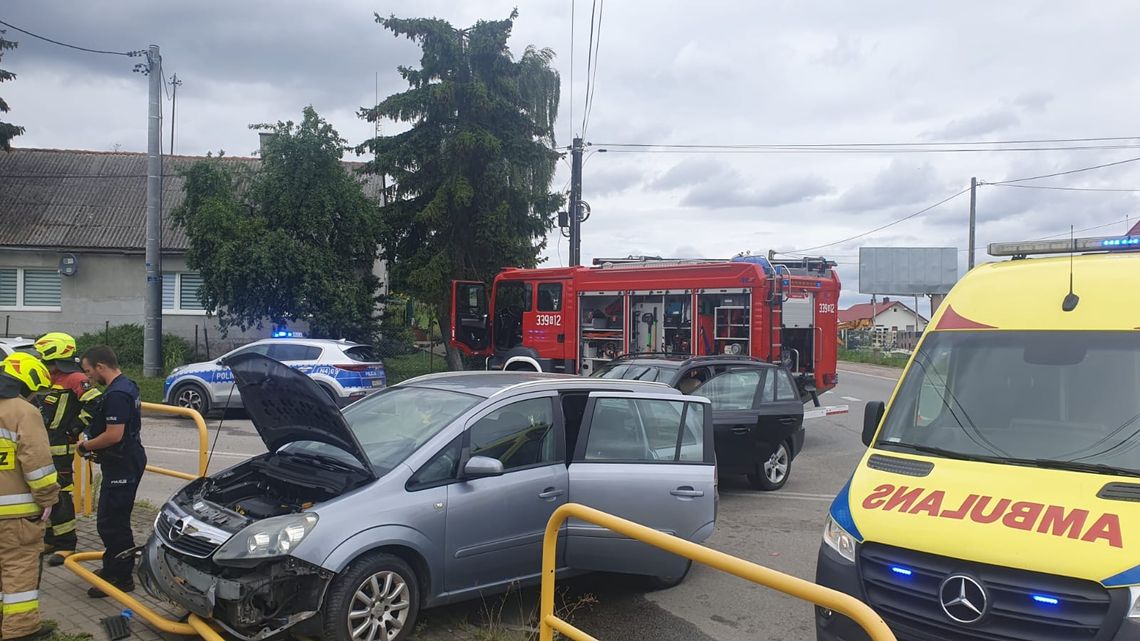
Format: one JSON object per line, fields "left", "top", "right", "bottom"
{"left": 74, "top": 402, "right": 210, "bottom": 516}
{"left": 64, "top": 552, "right": 225, "bottom": 641}
{"left": 539, "top": 503, "right": 897, "bottom": 641}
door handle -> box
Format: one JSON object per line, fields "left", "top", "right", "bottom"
{"left": 731, "top": 426, "right": 751, "bottom": 435}
{"left": 779, "top": 417, "right": 798, "bottom": 425}
{"left": 538, "top": 488, "right": 564, "bottom": 500}
{"left": 671, "top": 487, "right": 705, "bottom": 498}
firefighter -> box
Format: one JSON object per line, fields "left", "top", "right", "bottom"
{"left": 77, "top": 346, "right": 145, "bottom": 599}
{"left": 0, "top": 353, "right": 59, "bottom": 641}
{"left": 33, "top": 332, "right": 102, "bottom": 566}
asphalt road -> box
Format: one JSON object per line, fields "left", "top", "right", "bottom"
{"left": 122, "top": 364, "right": 900, "bottom": 640}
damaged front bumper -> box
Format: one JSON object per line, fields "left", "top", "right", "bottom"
{"left": 138, "top": 535, "right": 334, "bottom": 641}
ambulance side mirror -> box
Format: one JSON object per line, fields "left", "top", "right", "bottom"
{"left": 862, "top": 401, "right": 885, "bottom": 447}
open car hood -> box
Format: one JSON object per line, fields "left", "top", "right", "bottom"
{"left": 223, "top": 352, "right": 375, "bottom": 478}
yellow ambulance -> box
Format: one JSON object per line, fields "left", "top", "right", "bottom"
{"left": 816, "top": 234, "right": 1140, "bottom": 641}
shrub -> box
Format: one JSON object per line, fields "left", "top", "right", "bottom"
{"left": 76, "top": 324, "right": 192, "bottom": 372}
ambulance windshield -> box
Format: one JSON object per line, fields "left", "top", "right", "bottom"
{"left": 877, "top": 331, "right": 1140, "bottom": 474}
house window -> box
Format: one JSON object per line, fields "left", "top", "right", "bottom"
{"left": 163, "top": 272, "right": 206, "bottom": 314}
{"left": 0, "top": 268, "right": 62, "bottom": 311}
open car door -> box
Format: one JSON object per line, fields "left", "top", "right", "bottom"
{"left": 450, "top": 280, "right": 492, "bottom": 356}
{"left": 566, "top": 391, "right": 715, "bottom": 582}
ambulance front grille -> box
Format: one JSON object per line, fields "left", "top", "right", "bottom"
{"left": 859, "top": 543, "right": 1113, "bottom": 641}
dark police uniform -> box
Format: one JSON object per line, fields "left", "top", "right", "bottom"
{"left": 86, "top": 374, "right": 146, "bottom": 584}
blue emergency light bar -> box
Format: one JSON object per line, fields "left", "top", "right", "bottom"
{"left": 1032, "top": 594, "right": 1060, "bottom": 606}
{"left": 272, "top": 330, "right": 305, "bottom": 338}
{"left": 989, "top": 235, "right": 1140, "bottom": 257}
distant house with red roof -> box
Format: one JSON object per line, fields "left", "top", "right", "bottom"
{"left": 839, "top": 297, "right": 927, "bottom": 332}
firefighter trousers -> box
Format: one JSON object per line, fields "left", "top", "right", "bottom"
{"left": 0, "top": 517, "right": 46, "bottom": 639}
{"left": 43, "top": 464, "right": 76, "bottom": 552}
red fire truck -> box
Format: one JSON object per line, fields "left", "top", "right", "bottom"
{"left": 450, "top": 254, "right": 842, "bottom": 400}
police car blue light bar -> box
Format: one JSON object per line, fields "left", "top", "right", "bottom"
{"left": 988, "top": 235, "right": 1140, "bottom": 257}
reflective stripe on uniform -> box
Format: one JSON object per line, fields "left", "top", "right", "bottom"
{"left": 61, "top": 483, "right": 74, "bottom": 493}
{"left": 80, "top": 389, "right": 101, "bottom": 403}
{"left": 0, "top": 428, "right": 17, "bottom": 442}
{"left": 25, "top": 465, "right": 58, "bottom": 490}
{"left": 0, "top": 504, "right": 39, "bottom": 516}
{"left": 24, "top": 464, "right": 55, "bottom": 482}
{"left": 50, "top": 444, "right": 74, "bottom": 456}
{"left": 48, "top": 394, "right": 70, "bottom": 431}
{"left": 0, "top": 493, "right": 35, "bottom": 506}
{"left": 2, "top": 590, "right": 39, "bottom": 615}
{"left": 51, "top": 520, "right": 76, "bottom": 536}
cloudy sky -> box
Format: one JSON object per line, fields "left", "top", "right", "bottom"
{"left": 4, "top": 0, "right": 1140, "bottom": 312}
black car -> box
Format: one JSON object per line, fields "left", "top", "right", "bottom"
{"left": 592, "top": 355, "right": 805, "bottom": 490}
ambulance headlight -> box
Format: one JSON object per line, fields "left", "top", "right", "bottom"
{"left": 1129, "top": 586, "right": 1140, "bottom": 619}
{"left": 823, "top": 514, "right": 857, "bottom": 563}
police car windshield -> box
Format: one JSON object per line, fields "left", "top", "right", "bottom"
{"left": 878, "top": 331, "right": 1140, "bottom": 475}
{"left": 339, "top": 386, "right": 481, "bottom": 475}
{"left": 593, "top": 362, "right": 678, "bottom": 382}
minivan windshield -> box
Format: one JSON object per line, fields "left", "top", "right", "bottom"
{"left": 878, "top": 331, "right": 1140, "bottom": 475}
{"left": 339, "top": 386, "right": 482, "bottom": 475}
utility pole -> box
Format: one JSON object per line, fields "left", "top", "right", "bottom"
{"left": 568, "top": 137, "right": 584, "bottom": 266}
{"left": 967, "top": 176, "right": 977, "bottom": 270}
{"left": 143, "top": 44, "right": 163, "bottom": 378}
{"left": 169, "top": 73, "right": 182, "bottom": 155}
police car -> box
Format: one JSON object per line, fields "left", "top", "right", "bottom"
{"left": 163, "top": 337, "right": 386, "bottom": 414}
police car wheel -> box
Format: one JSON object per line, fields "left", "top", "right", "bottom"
{"left": 748, "top": 441, "right": 791, "bottom": 491}
{"left": 172, "top": 383, "right": 210, "bottom": 416}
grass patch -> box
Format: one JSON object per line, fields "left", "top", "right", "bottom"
{"left": 838, "top": 348, "right": 910, "bottom": 369}
{"left": 384, "top": 350, "right": 450, "bottom": 384}
{"left": 121, "top": 367, "right": 167, "bottom": 404}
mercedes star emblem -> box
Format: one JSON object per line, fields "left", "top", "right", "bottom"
{"left": 939, "top": 574, "right": 988, "bottom": 624}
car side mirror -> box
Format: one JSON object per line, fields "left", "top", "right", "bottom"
{"left": 463, "top": 455, "right": 504, "bottom": 479}
{"left": 863, "top": 401, "right": 885, "bottom": 447}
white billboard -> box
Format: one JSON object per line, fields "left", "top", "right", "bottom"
{"left": 858, "top": 247, "right": 958, "bottom": 295}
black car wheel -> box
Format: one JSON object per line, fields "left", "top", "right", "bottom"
{"left": 748, "top": 440, "right": 791, "bottom": 491}
{"left": 172, "top": 383, "right": 211, "bottom": 416}
{"left": 323, "top": 553, "right": 420, "bottom": 641}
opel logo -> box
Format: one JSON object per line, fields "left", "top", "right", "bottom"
{"left": 169, "top": 518, "right": 197, "bottom": 541}
{"left": 939, "top": 574, "right": 988, "bottom": 624}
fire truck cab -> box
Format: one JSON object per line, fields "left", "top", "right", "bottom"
{"left": 451, "top": 255, "right": 842, "bottom": 400}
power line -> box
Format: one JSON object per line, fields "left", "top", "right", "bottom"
{"left": 1036, "top": 218, "right": 1134, "bottom": 239}
{"left": 581, "top": 0, "right": 604, "bottom": 137}
{"left": 580, "top": 0, "right": 597, "bottom": 135}
{"left": 596, "top": 144, "right": 1140, "bottom": 155}
{"left": 594, "top": 136, "right": 1140, "bottom": 149}
{"left": 986, "top": 155, "right": 1140, "bottom": 184}
{"left": 0, "top": 19, "right": 138, "bottom": 57}
{"left": 786, "top": 186, "right": 973, "bottom": 253}
{"left": 987, "top": 183, "right": 1140, "bottom": 193}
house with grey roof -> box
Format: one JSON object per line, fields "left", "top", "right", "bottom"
{"left": 0, "top": 147, "right": 386, "bottom": 353}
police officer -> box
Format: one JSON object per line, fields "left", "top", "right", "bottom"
{"left": 33, "top": 332, "right": 102, "bottom": 567}
{"left": 77, "top": 346, "right": 145, "bottom": 599}
{"left": 0, "top": 353, "right": 59, "bottom": 641}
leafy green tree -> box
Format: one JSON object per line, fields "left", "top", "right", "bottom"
{"left": 173, "top": 107, "right": 383, "bottom": 341}
{"left": 360, "top": 10, "right": 562, "bottom": 369}
{"left": 0, "top": 31, "right": 25, "bottom": 151}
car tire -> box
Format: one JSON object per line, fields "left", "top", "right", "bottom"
{"left": 644, "top": 559, "right": 692, "bottom": 591}
{"left": 748, "top": 440, "right": 791, "bottom": 491}
{"left": 322, "top": 553, "right": 420, "bottom": 641}
{"left": 171, "top": 383, "right": 211, "bottom": 417}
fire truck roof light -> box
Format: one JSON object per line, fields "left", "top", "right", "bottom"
{"left": 988, "top": 235, "right": 1140, "bottom": 257}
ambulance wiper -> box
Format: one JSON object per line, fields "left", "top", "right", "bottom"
{"left": 1025, "top": 458, "right": 1140, "bottom": 478}
{"left": 878, "top": 441, "right": 1004, "bottom": 464}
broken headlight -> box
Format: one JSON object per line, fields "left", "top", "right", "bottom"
{"left": 214, "top": 513, "right": 318, "bottom": 561}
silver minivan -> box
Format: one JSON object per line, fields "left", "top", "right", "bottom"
{"left": 139, "top": 353, "right": 716, "bottom": 641}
